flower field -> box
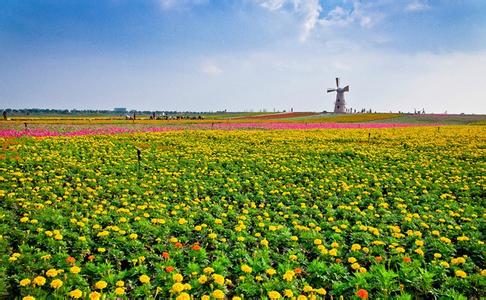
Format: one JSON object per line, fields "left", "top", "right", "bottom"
{"left": 1, "top": 126, "right": 485, "bottom": 299}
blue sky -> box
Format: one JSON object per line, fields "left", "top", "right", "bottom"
{"left": 1, "top": 0, "right": 485, "bottom": 113}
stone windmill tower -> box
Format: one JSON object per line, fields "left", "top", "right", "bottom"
{"left": 327, "top": 77, "right": 349, "bottom": 113}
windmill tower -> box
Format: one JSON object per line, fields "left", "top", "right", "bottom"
{"left": 327, "top": 77, "right": 349, "bottom": 113}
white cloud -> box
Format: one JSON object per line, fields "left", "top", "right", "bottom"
{"left": 405, "top": 0, "right": 430, "bottom": 12}
{"left": 201, "top": 62, "right": 223, "bottom": 76}
{"left": 254, "top": 0, "right": 382, "bottom": 42}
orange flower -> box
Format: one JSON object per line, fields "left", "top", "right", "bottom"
{"left": 87, "top": 255, "right": 95, "bottom": 261}
{"left": 66, "top": 256, "right": 76, "bottom": 265}
{"left": 162, "top": 252, "right": 170, "bottom": 259}
{"left": 165, "top": 266, "right": 175, "bottom": 273}
{"left": 175, "top": 242, "right": 183, "bottom": 248}
{"left": 403, "top": 257, "right": 412, "bottom": 263}
{"left": 335, "top": 259, "right": 342, "bottom": 263}
{"left": 356, "top": 289, "right": 369, "bottom": 299}
{"left": 192, "top": 244, "right": 201, "bottom": 251}
{"left": 294, "top": 268, "right": 302, "bottom": 274}
{"left": 375, "top": 256, "right": 383, "bottom": 263}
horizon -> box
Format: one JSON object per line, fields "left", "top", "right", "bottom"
{"left": 1, "top": 1, "right": 486, "bottom": 114}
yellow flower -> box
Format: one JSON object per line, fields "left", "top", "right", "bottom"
{"left": 297, "top": 295, "right": 308, "bottom": 300}
{"left": 303, "top": 285, "right": 313, "bottom": 292}
{"left": 95, "top": 280, "right": 107, "bottom": 289}
{"left": 89, "top": 291, "right": 101, "bottom": 300}
{"left": 351, "top": 244, "right": 361, "bottom": 251}
{"left": 33, "top": 276, "right": 46, "bottom": 286}
{"left": 268, "top": 291, "right": 282, "bottom": 299}
{"left": 176, "top": 293, "right": 190, "bottom": 300}
{"left": 331, "top": 242, "right": 339, "bottom": 248}
{"left": 178, "top": 218, "right": 187, "bottom": 225}
{"left": 203, "top": 267, "right": 214, "bottom": 274}
{"left": 23, "top": 296, "right": 35, "bottom": 300}
{"left": 69, "top": 289, "right": 83, "bottom": 299}
{"left": 233, "top": 297, "right": 242, "bottom": 300}
{"left": 329, "top": 248, "right": 338, "bottom": 256}
{"left": 315, "top": 288, "right": 327, "bottom": 295}
{"left": 291, "top": 236, "right": 299, "bottom": 241}
{"left": 414, "top": 248, "right": 424, "bottom": 256}
{"left": 171, "top": 282, "right": 185, "bottom": 293}
{"left": 201, "top": 296, "right": 210, "bottom": 300}
{"left": 440, "top": 261, "right": 450, "bottom": 268}
{"left": 348, "top": 257, "right": 357, "bottom": 263}
{"left": 241, "top": 264, "right": 252, "bottom": 273}
{"left": 129, "top": 233, "right": 138, "bottom": 239}
{"left": 289, "top": 254, "right": 298, "bottom": 261}
{"left": 313, "top": 239, "right": 322, "bottom": 245}
{"left": 351, "top": 263, "right": 361, "bottom": 270}
{"left": 213, "top": 274, "right": 225, "bottom": 286}
{"left": 139, "top": 274, "right": 150, "bottom": 284}
{"left": 115, "top": 287, "right": 125, "bottom": 295}
{"left": 116, "top": 280, "right": 125, "bottom": 287}
{"left": 283, "top": 270, "right": 295, "bottom": 282}
{"left": 481, "top": 269, "right": 486, "bottom": 276}
{"left": 212, "top": 289, "right": 225, "bottom": 299}
{"left": 266, "top": 268, "right": 277, "bottom": 276}
{"left": 261, "top": 239, "right": 269, "bottom": 247}
{"left": 46, "top": 269, "right": 58, "bottom": 277}
{"left": 434, "top": 253, "right": 442, "bottom": 259}
{"left": 19, "top": 278, "right": 31, "bottom": 286}
{"left": 50, "top": 279, "right": 63, "bottom": 289}
{"left": 97, "top": 247, "right": 106, "bottom": 253}
{"left": 198, "top": 275, "right": 208, "bottom": 284}
{"left": 70, "top": 266, "right": 81, "bottom": 274}
{"left": 455, "top": 270, "right": 467, "bottom": 278}
{"left": 415, "top": 240, "right": 424, "bottom": 247}
{"left": 173, "top": 273, "right": 184, "bottom": 282}
{"left": 284, "top": 289, "right": 294, "bottom": 297}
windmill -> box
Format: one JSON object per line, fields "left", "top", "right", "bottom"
{"left": 327, "top": 77, "right": 349, "bottom": 113}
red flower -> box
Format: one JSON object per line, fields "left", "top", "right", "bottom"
{"left": 162, "top": 252, "right": 170, "bottom": 259}
{"left": 191, "top": 244, "right": 201, "bottom": 251}
{"left": 375, "top": 256, "right": 383, "bottom": 263}
{"left": 356, "top": 289, "right": 369, "bottom": 299}
{"left": 175, "top": 242, "right": 183, "bottom": 248}
{"left": 165, "top": 266, "right": 175, "bottom": 273}
{"left": 403, "top": 257, "right": 412, "bottom": 263}
{"left": 66, "top": 256, "right": 76, "bottom": 265}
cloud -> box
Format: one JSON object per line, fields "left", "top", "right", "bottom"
{"left": 405, "top": 0, "right": 430, "bottom": 12}
{"left": 201, "top": 62, "right": 223, "bottom": 76}
{"left": 254, "top": 0, "right": 382, "bottom": 42}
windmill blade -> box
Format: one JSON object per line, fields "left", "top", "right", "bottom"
{"left": 343, "top": 85, "right": 349, "bottom": 92}
{"left": 336, "top": 77, "right": 340, "bottom": 88}
{"left": 327, "top": 88, "right": 336, "bottom": 93}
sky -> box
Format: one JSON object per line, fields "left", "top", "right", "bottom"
{"left": 1, "top": 0, "right": 485, "bottom": 113}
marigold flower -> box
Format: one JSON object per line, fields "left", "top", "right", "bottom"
{"left": 22, "top": 296, "right": 35, "bottom": 300}
{"left": 46, "top": 269, "right": 58, "bottom": 277}
{"left": 162, "top": 252, "right": 170, "bottom": 259}
{"left": 70, "top": 266, "right": 81, "bottom": 274}
{"left": 69, "top": 289, "right": 83, "bottom": 299}
{"left": 165, "top": 266, "right": 175, "bottom": 272}
{"left": 18, "top": 278, "right": 31, "bottom": 287}
{"left": 455, "top": 270, "right": 467, "bottom": 278}
{"left": 139, "top": 274, "right": 150, "bottom": 284}
{"left": 171, "top": 282, "right": 185, "bottom": 293}
{"left": 176, "top": 292, "right": 190, "bottom": 300}
{"left": 95, "top": 280, "right": 107, "bottom": 289}
{"left": 212, "top": 289, "right": 225, "bottom": 299}
{"left": 89, "top": 291, "right": 101, "bottom": 300}
{"left": 33, "top": 276, "right": 46, "bottom": 286}
{"left": 241, "top": 264, "right": 252, "bottom": 273}
{"left": 356, "top": 289, "right": 369, "bottom": 299}
{"left": 198, "top": 275, "right": 208, "bottom": 284}
{"left": 173, "top": 273, "right": 183, "bottom": 282}
{"left": 268, "top": 291, "right": 281, "bottom": 299}
{"left": 115, "top": 287, "right": 125, "bottom": 295}
{"left": 50, "top": 279, "right": 63, "bottom": 289}
{"left": 213, "top": 274, "right": 225, "bottom": 286}
{"left": 403, "top": 257, "right": 412, "bottom": 263}
{"left": 191, "top": 244, "right": 201, "bottom": 251}
{"left": 284, "top": 289, "right": 294, "bottom": 297}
